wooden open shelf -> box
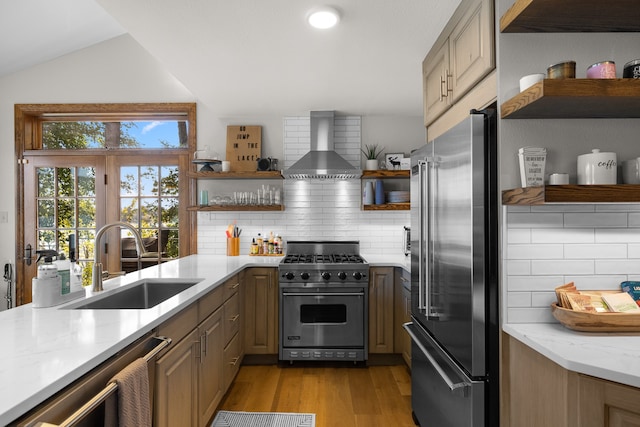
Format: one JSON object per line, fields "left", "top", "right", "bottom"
{"left": 502, "top": 185, "right": 640, "bottom": 205}
{"left": 188, "top": 170, "right": 283, "bottom": 179}
{"left": 188, "top": 204, "right": 284, "bottom": 212}
{"left": 501, "top": 79, "right": 640, "bottom": 119}
{"left": 363, "top": 203, "right": 410, "bottom": 211}
{"left": 500, "top": 0, "right": 640, "bottom": 33}
{"left": 361, "top": 170, "right": 410, "bottom": 179}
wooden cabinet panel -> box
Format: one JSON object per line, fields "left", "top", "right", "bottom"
{"left": 223, "top": 291, "right": 240, "bottom": 345}
{"left": 423, "top": 40, "right": 451, "bottom": 125}
{"left": 422, "top": 0, "right": 495, "bottom": 126}
{"left": 449, "top": 0, "right": 494, "bottom": 101}
{"left": 197, "top": 307, "right": 224, "bottom": 427}
{"left": 243, "top": 268, "right": 278, "bottom": 354}
{"left": 155, "top": 329, "right": 199, "bottom": 427}
{"left": 369, "top": 267, "right": 394, "bottom": 354}
{"left": 223, "top": 333, "right": 242, "bottom": 391}
{"left": 394, "top": 268, "right": 411, "bottom": 366}
{"left": 578, "top": 374, "right": 640, "bottom": 427}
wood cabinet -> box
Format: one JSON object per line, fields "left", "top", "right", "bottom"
{"left": 361, "top": 170, "right": 410, "bottom": 211}
{"left": 422, "top": 0, "right": 495, "bottom": 125}
{"left": 503, "top": 333, "right": 640, "bottom": 427}
{"left": 243, "top": 267, "right": 278, "bottom": 354}
{"left": 155, "top": 274, "right": 241, "bottom": 427}
{"left": 369, "top": 267, "right": 395, "bottom": 353}
{"left": 394, "top": 268, "right": 411, "bottom": 366}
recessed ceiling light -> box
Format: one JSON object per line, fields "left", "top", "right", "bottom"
{"left": 307, "top": 7, "right": 340, "bottom": 29}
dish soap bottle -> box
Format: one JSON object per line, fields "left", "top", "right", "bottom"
{"left": 54, "top": 253, "right": 71, "bottom": 295}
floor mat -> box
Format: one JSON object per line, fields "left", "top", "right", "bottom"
{"left": 211, "top": 411, "right": 315, "bottom": 427}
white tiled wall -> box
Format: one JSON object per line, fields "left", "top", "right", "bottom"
{"left": 503, "top": 204, "right": 640, "bottom": 323}
{"left": 197, "top": 116, "right": 410, "bottom": 256}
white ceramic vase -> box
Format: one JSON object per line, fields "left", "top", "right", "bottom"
{"left": 365, "top": 159, "right": 378, "bottom": 170}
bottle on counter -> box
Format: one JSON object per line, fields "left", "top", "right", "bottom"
{"left": 256, "top": 233, "right": 264, "bottom": 255}
{"left": 32, "top": 256, "right": 62, "bottom": 308}
{"left": 54, "top": 253, "right": 71, "bottom": 295}
{"left": 250, "top": 238, "right": 259, "bottom": 255}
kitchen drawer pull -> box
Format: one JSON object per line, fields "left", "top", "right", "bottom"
{"left": 229, "top": 356, "right": 240, "bottom": 366}
{"left": 403, "top": 322, "right": 468, "bottom": 393}
{"left": 229, "top": 282, "right": 240, "bottom": 290}
{"left": 230, "top": 314, "right": 240, "bottom": 322}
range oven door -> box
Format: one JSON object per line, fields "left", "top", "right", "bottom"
{"left": 281, "top": 287, "right": 365, "bottom": 348}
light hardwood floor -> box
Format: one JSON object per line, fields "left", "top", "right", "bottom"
{"left": 217, "top": 363, "right": 415, "bottom": 427}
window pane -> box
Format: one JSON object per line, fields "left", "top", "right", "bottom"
{"left": 161, "top": 166, "right": 179, "bottom": 196}
{"left": 38, "top": 168, "right": 54, "bottom": 197}
{"left": 120, "top": 198, "right": 139, "bottom": 224}
{"left": 42, "top": 122, "right": 105, "bottom": 149}
{"left": 57, "top": 199, "right": 76, "bottom": 228}
{"left": 38, "top": 230, "right": 56, "bottom": 251}
{"left": 56, "top": 167, "right": 75, "bottom": 197}
{"left": 161, "top": 198, "right": 179, "bottom": 227}
{"left": 140, "top": 166, "right": 158, "bottom": 196}
{"left": 78, "top": 167, "right": 95, "bottom": 197}
{"left": 42, "top": 120, "right": 188, "bottom": 150}
{"left": 120, "top": 167, "right": 138, "bottom": 196}
{"left": 77, "top": 230, "right": 95, "bottom": 261}
{"left": 38, "top": 200, "right": 54, "bottom": 228}
{"left": 141, "top": 198, "right": 159, "bottom": 228}
{"left": 78, "top": 198, "right": 96, "bottom": 228}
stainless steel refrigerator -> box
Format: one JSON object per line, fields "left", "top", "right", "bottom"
{"left": 404, "top": 109, "right": 499, "bottom": 427}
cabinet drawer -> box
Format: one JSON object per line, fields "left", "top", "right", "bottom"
{"left": 223, "top": 333, "right": 241, "bottom": 391}
{"left": 198, "top": 285, "right": 223, "bottom": 323}
{"left": 157, "top": 302, "right": 198, "bottom": 347}
{"left": 223, "top": 274, "right": 240, "bottom": 302}
{"left": 224, "top": 292, "right": 240, "bottom": 345}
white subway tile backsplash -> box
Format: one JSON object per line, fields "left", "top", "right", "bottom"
{"left": 564, "top": 212, "right": 627, "bottom": 228}
{"left": 505, "top": 205, "right": 640, "bottom": 323}
{"left": 564, "top": 243, "right": 627, "bottom": 259}
{"left": 531, "top": 228, "right": 594, "bottom": 244}
{"left": 531, "top": 259, "right": 594, "bottom": 275}
{"left": 507, "top": 212, "right": 564, "bottom": 228}
{"left": 507, "top": 244, "right": 563, "bottom": 260}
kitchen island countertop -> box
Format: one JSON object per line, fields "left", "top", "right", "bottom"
{"left": 503, "top": 322, "right": 640, "bottom": 389}
{"left": 0, "top": 252, "right": 408, "bottom": 425}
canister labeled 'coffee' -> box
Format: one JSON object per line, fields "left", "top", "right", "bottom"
{"left": 577, "top": 149, "right": 617, "bottom": 185}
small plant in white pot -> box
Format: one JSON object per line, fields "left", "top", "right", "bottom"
{"left": 362, "top": 144, "right": 384, "bottom": 170}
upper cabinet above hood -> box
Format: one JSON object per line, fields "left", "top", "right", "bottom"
{"left": 282, "top": 111, "right": 362, "bottom": 180}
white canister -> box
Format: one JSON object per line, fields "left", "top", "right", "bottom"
{"left": 577, "top": 149, "right": 617, "bottom": 185}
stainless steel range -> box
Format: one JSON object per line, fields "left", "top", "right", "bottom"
{"left": 278, "top": 241, "right": 369, "bottom": 362}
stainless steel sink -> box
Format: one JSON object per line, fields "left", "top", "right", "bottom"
{"left": 66, "top": 279, "right": 201, "bottom": 309}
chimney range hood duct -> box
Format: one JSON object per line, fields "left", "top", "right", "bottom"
{"left": 282, "top": 111, "right": 362, "bottom": 179}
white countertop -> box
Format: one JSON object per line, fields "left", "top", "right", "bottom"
{"left": 0, "top": 253, "right": 409, "bottom": 425}
{"left": 503, "top": 323, "right": 640, "bottom": 389}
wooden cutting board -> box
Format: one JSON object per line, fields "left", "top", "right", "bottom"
{"left": 226, "top": 125, "right": 261, "bottom": 171}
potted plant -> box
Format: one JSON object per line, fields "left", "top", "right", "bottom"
{"left": 361, "top": 144, "right": 384, "bottom": 170}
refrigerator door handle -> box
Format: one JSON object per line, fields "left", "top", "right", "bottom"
{"left": 417, "top": 159, "right": 428, "bottom": 311}
{"left": 403, "top": 322, "right": 469, "bottom": 396}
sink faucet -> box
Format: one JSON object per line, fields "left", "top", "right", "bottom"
{"left": 93, "top": 221, "right": 146, "bottom": 292}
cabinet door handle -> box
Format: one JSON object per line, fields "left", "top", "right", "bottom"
{"left": 439, "top": 76, "right": 447, "bottom": 101}
{"left": 446, "top": 72, "right": 453, "bottom": 94}
{"left": 200, "top": 334, "right": 207, "bottom": 361}
{"left": 229, "top": 356, "right": 240, "bottom": 366}
{"left": 230, "top": 282, "right": 239, "bottom": 290}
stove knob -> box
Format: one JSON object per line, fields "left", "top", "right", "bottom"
{"left": 321, "top": 272, "right": 331, "bottom": 280}
{"left": 300, "top": 272, "right": 310, "bottom": 281}
{"left": 353, "top": 272, "right": 363, "bottom": 280}
{"left": 284, "top": 272, "right": 295, "bottom": 280}
{"left": 337, "top": 272, "right": 347, "bottom": 280}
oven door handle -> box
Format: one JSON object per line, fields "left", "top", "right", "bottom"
{"left": 282, "top": 292, "right": 364, "bottom": 297}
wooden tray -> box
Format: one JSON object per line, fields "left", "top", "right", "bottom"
{"left": 551, "top": 303, "right": 640, "bottom": 332}
{"left": 249, "top": 253, "right": 283, "bottom": 257}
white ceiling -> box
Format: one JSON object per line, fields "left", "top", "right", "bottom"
{"left": 0, "top": 0, "right": 462, "bottom": 117}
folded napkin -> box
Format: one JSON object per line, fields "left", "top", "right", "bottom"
{"left": 104, "top": 358, "right": 151, "bottom": 427}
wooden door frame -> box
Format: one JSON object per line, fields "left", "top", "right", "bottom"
{"left": 14, "top": 103, "right": 198, "bottom": 306}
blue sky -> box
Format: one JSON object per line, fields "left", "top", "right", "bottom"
{"left": 127, "top": 120, "right": 182, "bottom": 148}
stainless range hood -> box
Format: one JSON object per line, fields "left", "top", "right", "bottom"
{"left": 282, "top": 111, "right": 362, "bottom": 179}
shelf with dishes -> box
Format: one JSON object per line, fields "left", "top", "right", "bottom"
{"left": 502, "top": 184, "right": 640, "bottom": 205}
{"left": 501, "top": 79, "right": 640, "bottom": 119}
{"left": 500, "top": 0, "right": 640, "bottom": 33}
{"left": 361, "top": 170, "right": 410, "bottom": 210}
